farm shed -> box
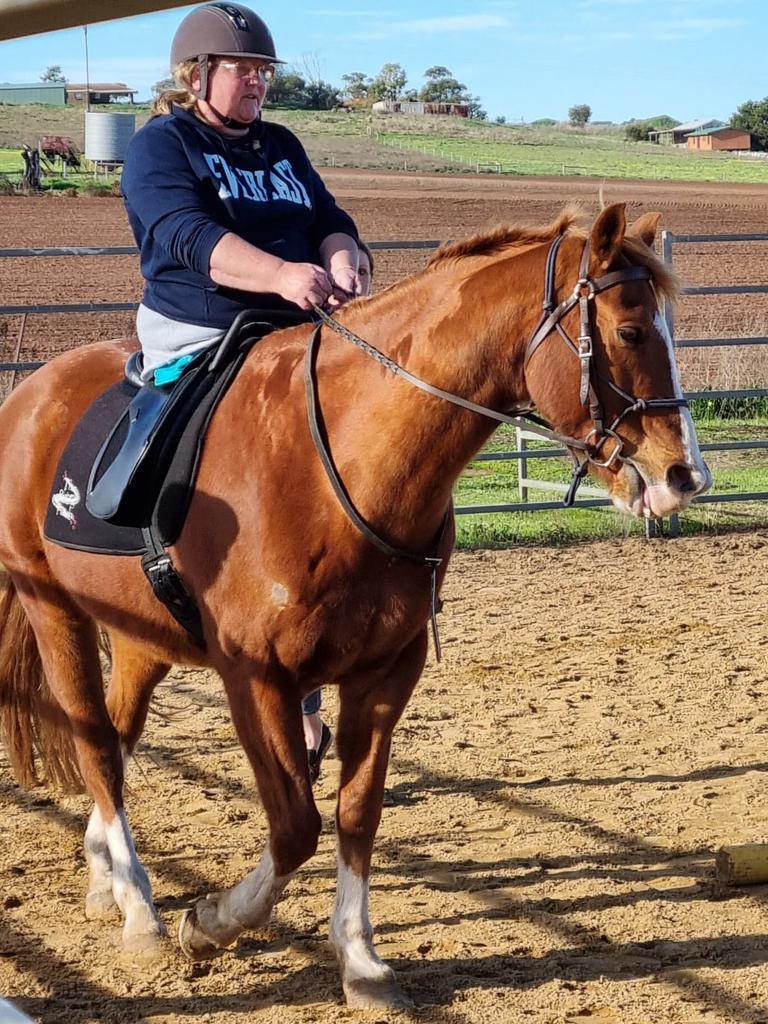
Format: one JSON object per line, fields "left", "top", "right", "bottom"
{"left": 686, "top": 126, "right": 753, "bottom": 151}
{"left": 0, "top": 82, "right": 65, "bottom": 104}
{"left": 649, "top": 118, "right": 724, "bottom": 144}
{"left": 65, "top": 83, "right": 136, "bottom": 104}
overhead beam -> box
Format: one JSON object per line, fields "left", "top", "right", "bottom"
{"left": 0, "top": 0, "right": 192, "bottom": 42}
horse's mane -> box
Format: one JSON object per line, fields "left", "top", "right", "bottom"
{"left": 426, "top": 206, "right": 678, "bottom": 303}
{"left": 428, "top": 208, "right": 581, "bottom": 266}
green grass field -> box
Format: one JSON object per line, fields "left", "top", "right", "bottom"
{"left": 452, "top": 415, "right": 768, "bottom": 547}
{"left": 3, "top": 105, "right": 768, "bottom": 185}
{"left": 0, "top": 148, "right": 23, "bottom": 172}
{"left": 375, "top": 125, "right": 768, "bottom": 183}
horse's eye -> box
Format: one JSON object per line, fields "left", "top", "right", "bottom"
{"left": 617, "top": 325, "right": 643, "bottom": 345}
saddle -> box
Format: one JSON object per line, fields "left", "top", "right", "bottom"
{"left": 44, "top": 308, "right": 310, "bottom": 645}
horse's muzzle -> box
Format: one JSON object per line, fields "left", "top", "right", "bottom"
{"left": 614, "top": 459, "right": 712, "bottom": 519}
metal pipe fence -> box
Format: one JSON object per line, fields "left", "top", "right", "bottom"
{"left": 1, "top": 234, "right": 766, "bottom": 521}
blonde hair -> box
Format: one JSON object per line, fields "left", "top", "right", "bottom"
{"left": 150, "top": 59, "right": 199, "bottom": 117}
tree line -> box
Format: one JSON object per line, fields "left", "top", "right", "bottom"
{"left": 150, "top": 61, "right": 486, "bottom": 118}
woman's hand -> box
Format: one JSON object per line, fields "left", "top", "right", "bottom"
{"left": 272, "top": 261, "right": 333, "bottom": 310}
{"left": 327, "top": 265, "right": 361, "bottom": 308}
{"left": 319, "top": 232, "right": 361, "bottom": 309}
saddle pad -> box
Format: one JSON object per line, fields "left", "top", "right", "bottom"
{"left": 45, "top": 380, "right": 146, "bottom": 554}
{"left": 44, "top": 350, "right": 247, "bottom": 556}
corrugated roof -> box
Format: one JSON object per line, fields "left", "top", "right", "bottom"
{"left": 0, "top": 81, "right": 64, "bottom": 89}
{"left": 686, "top": 125, "right": 742, "bottom": 137}
{"left": 65, "top": 83, "right": 136, "bottom": 92}
{"left": 653, "top": 118, "right": 724, "bottom": 134}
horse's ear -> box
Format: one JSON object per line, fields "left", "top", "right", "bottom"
{"left": 589, "top": 202, "right": 626, "bottom": 269}
{"left": 627, "top": 212, "right": 661, "bottom": 249}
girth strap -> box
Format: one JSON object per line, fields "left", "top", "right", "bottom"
{"left": 141, "top": 526, "right": 204, "bottom": 646}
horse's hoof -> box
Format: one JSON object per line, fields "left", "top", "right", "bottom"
{"left": 343, "top": 976, "right": 413, "bottom": 1010}
{"left": 85, "top": 889, "right": 118, "bottom": 921}
{"left": 178, "top": 907, "right": 225, "bottom": 961}
{"left": 121, "top": 924, "right": 168, "bottom": 959}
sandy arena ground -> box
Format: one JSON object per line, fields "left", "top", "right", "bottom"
{"left": 2, "top": 174, "right": 768, "bottom": 1023}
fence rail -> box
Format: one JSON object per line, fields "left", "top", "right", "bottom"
{"left": 2, "top": 233, "right": 767, "bottom": 523}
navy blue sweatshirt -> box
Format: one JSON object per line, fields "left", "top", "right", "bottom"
{"left": 121, "top": 106, "right": 359, "bottom": 327}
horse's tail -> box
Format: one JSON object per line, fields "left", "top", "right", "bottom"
{"left": 0, "top": 568, "right": 83, "bottom": 792}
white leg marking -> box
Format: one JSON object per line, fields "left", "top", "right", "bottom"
{"left": 84, "top": 806, "right": 116, "bottom": 919}
{"left": 330, "top": 860, "right": 392, "bottom": 985}
{"left": 198, "top": 848, "right": 290, "bottom": 947}
{"left": 105, "top": 809, "right": 164, "bottom": 947}
{"left": 226, "top": 848, "right": 287, "bottom": 931}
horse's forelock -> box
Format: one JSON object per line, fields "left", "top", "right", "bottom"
{"left": 620, "top": 235, "right": 680, "bottom": 303}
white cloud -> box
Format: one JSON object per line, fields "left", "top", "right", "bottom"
{"left": 656, "top": 17, "right": 744, "bottom": 30}
{"left": 397, "top": 14, "right": 510, "bottom": 33}
{"left": 324, "top": 12, "right": 511, "bottom": 41}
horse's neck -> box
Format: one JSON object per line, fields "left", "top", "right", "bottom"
{"left": 321, "top": 254, "right": 541, "bottom": 549}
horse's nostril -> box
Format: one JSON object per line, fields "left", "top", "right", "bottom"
{"left": 667, "top": 463, "right": 697, "bottom": 494}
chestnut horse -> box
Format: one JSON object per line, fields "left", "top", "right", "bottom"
{"left": 0, "top": 204, "right": 709, "bottom": 1009}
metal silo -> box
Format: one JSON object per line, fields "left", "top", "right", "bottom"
{"left": 84, "top": 111, "right": 136, "bottom": 164}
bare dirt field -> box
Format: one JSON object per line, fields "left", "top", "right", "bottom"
{"left": 3, "top": 175, "right": 768, "bottom": 1023}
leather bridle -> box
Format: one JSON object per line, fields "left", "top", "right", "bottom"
{"left": 304, "top": 232, "right": 689, "bottom": 654}
{"left": 524, "top": 232, "right": 688, "bottom": 502}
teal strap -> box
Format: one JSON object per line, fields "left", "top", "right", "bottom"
{"left": 153, "top": 354, "right": 195, "bottom": 387}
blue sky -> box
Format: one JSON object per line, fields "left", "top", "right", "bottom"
{"left": 0, "top": 0, "right": 764, "bottom": 123}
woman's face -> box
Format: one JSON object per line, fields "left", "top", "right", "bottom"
{"left": 200, "top": 56, "right": 273, "bottom": 126}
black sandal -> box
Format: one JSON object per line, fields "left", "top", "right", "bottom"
{"left": 307, "top": 722, "right": 333, "bottom": 783}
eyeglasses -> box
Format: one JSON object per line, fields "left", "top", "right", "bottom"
{"left": 214, "top": 58, "right": 275, "bottom": 83}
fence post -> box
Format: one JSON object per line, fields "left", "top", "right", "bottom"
{"left": 660, "top": 231, "right": 684, "bottom": 541}
{"left": 517, "top": 427, "right": 529, "bottom": 502}
{"left": 661, "top": 230, "right": 675, "bottom": 338}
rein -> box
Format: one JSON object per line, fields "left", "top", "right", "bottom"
{"left": 304, "top": 233, "right": 688, "bottom": 653}
{"left": 304, "top": 326, "right": 446, "bottom": 658}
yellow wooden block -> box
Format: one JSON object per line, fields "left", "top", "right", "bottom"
{"left": 716, "top": 844, "right": 768, "bottom": 885}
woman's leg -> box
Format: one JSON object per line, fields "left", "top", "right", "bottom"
{"left": 301, "top": 687, "right": 323, "bottom": 749}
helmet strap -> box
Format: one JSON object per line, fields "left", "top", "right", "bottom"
{"left": 206, "top": 102, "right": 255, "bottom": 130}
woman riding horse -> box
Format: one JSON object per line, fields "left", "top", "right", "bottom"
{"left": 123, "top": 1, "right": 359, "bottom": 771}
{"left": 0, "top": 200, "right": 710, "bottom": 1009}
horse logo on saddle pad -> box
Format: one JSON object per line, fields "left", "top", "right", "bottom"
{"left": 51, "top": 472, "right": 81, "bottom": 529}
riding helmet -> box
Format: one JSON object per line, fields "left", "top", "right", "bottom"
{"left": 170, "top": 3, "right": 284, "bottom": 98}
